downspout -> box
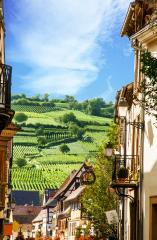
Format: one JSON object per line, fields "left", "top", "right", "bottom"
{"left": 139, "top": 79, "right": 145, "bottom": 240}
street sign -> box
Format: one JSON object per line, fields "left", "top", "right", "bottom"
{"left": 105, "top": 210, "right": 118, "bottom": 224}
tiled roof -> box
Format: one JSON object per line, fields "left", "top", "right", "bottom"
{"left": 64, "top": 186, "right": 85, "bottom": 202}
{"left": 14, "top": 215, "right": 37, "bottom": 224}
{"left": 13, "top": 205, "right": 41, "bottom": 224}
{"left": 13, "top": 205, "right": 41, "bottom": 215}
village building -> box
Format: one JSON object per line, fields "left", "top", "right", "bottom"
{"left": 0, "top": 0, "right": 19, "bottom": 238}
{"left": 35, "top": 163, "right": 95, "bottom": 240}
{"left": 110, "top": 1, "right": 157, "bottom": 240}
{"left": 12, "top": 205, "right": 41, "bottom": 239}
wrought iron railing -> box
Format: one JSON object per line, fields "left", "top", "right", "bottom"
{"left": 0, "top": 64, "right": 12, "bottom": 109}
{"left": 112, "top": 155, "right": 140, "bottom": 184}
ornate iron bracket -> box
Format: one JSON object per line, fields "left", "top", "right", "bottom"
{"left": 127, "top": 121, "right": 144, "bottom": 129}
{"left": 80, "top": 166, "right": 96, "bottom": 185}
{"left": 115, "top": 188, "right": 135, "bottom": 204}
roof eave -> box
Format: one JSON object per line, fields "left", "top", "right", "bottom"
{"left": 121, "top": 2, "right": 135, "bottom": 37}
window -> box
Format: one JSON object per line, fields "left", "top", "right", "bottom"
{"left": 68, "top": 222, "right": 76, "bottom": 236}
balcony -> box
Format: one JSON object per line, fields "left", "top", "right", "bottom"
{"left": 0, "top": 63, "right": 14, "bottom": 131}
{"left": 110, "top": 155, "right": 139, "bottom": 189}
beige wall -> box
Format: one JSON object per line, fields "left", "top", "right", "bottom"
{"left": 128, "top": 25, "right": 157, "bottom": 240}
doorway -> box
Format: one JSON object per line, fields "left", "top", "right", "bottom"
{"left": 150, "top": 196, "right": 157, "bottom": 240}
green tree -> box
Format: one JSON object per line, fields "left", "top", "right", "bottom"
{"left": 32, "top": 94, "right": 41, "bottom": 101}
{"left": 14, "top": 113, "right": 28, "bottom": 123}
{"left": 105, "top": 122, "right": 119, "bottom": 148}
{"left": 36, "top": 127, "right": 44, "bottom": 136}
{"left": 59, "top": 144, "right": 70, "bottom": 154}
{"left": 16, "top": 158, "right": 27, "bottom": 168}
{"left": 87, "top": 98, "right": 106, "bottom": 116}
{"left": 76, "top": 128, "right": 85, "bottom": 139}
{"left": 82, "top": 156, "right": 117, "bottom": 238}
{"left": 37, "top": 136, "right": 47, "bottom": 146}
{"left": 134, "top": 51, "right": 157, "bottom": 117}
{"left": 43, "top": 93, "right": 49, "bottom": 102}
{"left": 64, "top": 95, "right": 76, "bottom": 102}
{"left": 81, "top": 123, "right": 118, "bottom": 238}
{"left": 11, "top": 93, "right": 26, "bottom": 101}
{"left": 62, "top": 112, "right": 77, "bottom": 124}
{"left": 68, "top": 123, "right": 85, "bottom": 139}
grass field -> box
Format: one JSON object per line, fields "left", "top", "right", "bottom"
{"left": 14, "top": 109, "right": 109, "bottom": 126}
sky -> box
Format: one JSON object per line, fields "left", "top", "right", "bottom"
{"left": 4, "top": 0, "right": 134, "bottom": 101}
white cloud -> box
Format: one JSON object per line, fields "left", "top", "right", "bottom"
{"left": 7, "top": 0, "right": 131, "bottom": 95}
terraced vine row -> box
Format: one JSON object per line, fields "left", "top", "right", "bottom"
{"left": 11, "top": 104, "right": 110, "bottom": 192}
{"left": 13, "top": 145, "right": 39, "bottom": 159}
{"left": 11, "top": 164, "right": 81, "bottom": 191}
{"left": 12, "top": 104, "right": 61, "bottom": 113}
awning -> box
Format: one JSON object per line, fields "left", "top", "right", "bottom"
{"left": 64, "top": 186, "right": 85, "bottom": 203}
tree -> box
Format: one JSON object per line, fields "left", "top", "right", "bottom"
{"left": 68, "top": 123, "right": 85, "bottom": 139}
{"left": 11, "top": 93, "right": 26, "bottom": 101}
{"left": 81, "top": 123, "right": 119, "bottom": 238}
{"left": 64, "top": 95, "right": 76, "bottom": 103}
{"left": 87, "top": 98, "right": 106, "bottom": 116}
{"left": 59, "top": 144, "right": 70, "bottom": 154}
{"left": 43, "top": 93, "right": 49, "bottom": 102}
{"left": 32, "top": 94, "right": 41, "bottom": 101}
{"left": 62, "top": 112, "right": 77, "bottom": 124}
{"left": 36, "top": 127, "right": 44, "bottom": 136}
{"left": 14, "top": 113, "right": 28, "bottom": 123}
{"left": 16, "top": 158, "right": 27, "bottom": 168}
{"left": 76, "top": 128, "right": 85, "bottom": 140}
{"left": 41, "top": 101, "right": 55, "bottom": 107}
{"left": 134, "top": 51, "right": 157, "bottom": 118}
{"left": 37, "top": 136, "right": 47, "bottom": 146}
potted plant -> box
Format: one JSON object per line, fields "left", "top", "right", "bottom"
{"left": 117, "top": 167, "right": 128, "bottom": 183}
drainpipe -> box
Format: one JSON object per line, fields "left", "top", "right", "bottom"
{"left": 139, "top": 77, "right": 145, "bottom": 240}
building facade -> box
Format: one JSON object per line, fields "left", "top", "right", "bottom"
{"left": 35, "top": 163, "right": 95, "bottom": 240}
{"left": 0, "top": 0, "right": 18, "bottom": 238}
{"left": 111, "top": 1, "right": 157, "bottom": 240}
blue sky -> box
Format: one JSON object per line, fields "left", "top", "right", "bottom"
{"left": 4, "top": 0, "right": 133, "bottom": 101}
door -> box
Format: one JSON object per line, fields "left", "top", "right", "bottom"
{"left": 150, "top": 196, "right": 157, "bottom": 240}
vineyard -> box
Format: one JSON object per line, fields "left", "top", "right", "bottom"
{"left": 12, "top": 102, "right": 111, "bottom": 192}
{"left": 12, "top": 164, "right": 80, "bottom": 190}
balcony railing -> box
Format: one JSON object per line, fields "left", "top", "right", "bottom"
{"left": 111, "top": 155, "right": 139, "bottom": 188}
{"left": 0, "top": 63, "right": 12, "bottom": 110}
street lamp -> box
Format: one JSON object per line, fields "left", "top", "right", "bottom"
{"left": 118, "top": 97, "right": 144, "bottom": 129}
{"left": 118, "top": 97, "right": 128, "bottom": 118}
{"left": 105, "top": 142, "right": 113, "bottom": 157}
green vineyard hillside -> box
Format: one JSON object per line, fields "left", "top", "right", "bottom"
{"left": 11, "top": 95, "right": 113, "bottom": 191}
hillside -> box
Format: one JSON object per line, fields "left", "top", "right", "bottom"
{"left": 11, "top": 95, "right": 113, "bottom": 191}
